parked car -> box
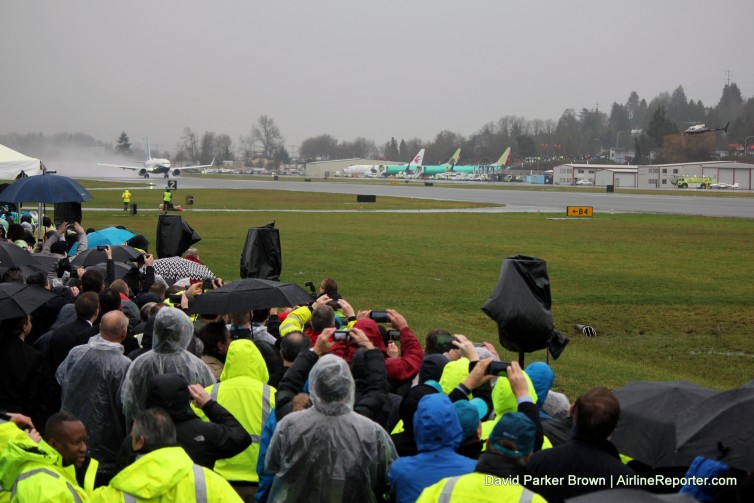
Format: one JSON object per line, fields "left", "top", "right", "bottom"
{"left": 576, "top": 179, "right": 593, "bottom": 185}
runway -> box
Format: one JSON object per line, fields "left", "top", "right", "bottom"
{"left": 90, "top": 175, "right": 754, "bottom": 219}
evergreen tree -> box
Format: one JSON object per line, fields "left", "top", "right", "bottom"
{"left": 115, "top": 131, "right": 131, "bottom": 154}
{"left": 647, "top": 106, "right": 677, "bottom": 146}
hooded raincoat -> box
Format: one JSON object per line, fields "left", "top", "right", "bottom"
{"left": 388, "top": 393, "right": 476, "bottom": 503}
{"left": 0, "top": 438, "right": 87, "bottom": 503}
{"left": 194, "top": 339, "right": 275, "bottom": 483}
{"left": 55, "top": 335, "right": 131, "bottom": 474}
{"left": 121, "top": 308, "right": 215, "bottom": 426}
{"left": 265, "top": 355, "right": 397, "bottom": 503}
{"left": 524, "top": 362, "right": 555, "bottom": 418}
{"left": 90, "top": 446, "right": 242, "bottom": 503}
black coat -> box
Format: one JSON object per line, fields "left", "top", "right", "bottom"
{"left": 146, "top": 373, "right": 251, "bottom": 469}
{"left": 527, "top": 429, "right": 637, "bottom": 502}
{"left": 275, "top": 347, "right": 389, "bottom": 423}
{"left": 49, "top": 318, "right": 97, "bottom": 372}
{"left": 0, "top": 336, "right": 51, "bottom": 430}
{"left": 117, "top": 373, "right": 251, "bottom": 471}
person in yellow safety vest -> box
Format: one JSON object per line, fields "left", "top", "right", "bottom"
{"left": 0, "top": 411, "right": 89, "bottom": 503}
{"left": 121, "top": 189, "right": 131, "bottom": 211}
{"left": 0, "top": 413, "right": 40, "bottom": 503}
{"left": 416, "top": 412, "right": 547, "bottom": 503}
{"left": 192, "top": 338, "right": 276, "bottom": 502}
{"left": 162, "top": 189, "right": 172, "bottom": 212}
{"left": 91, "top": 408, "right": 242, "bottom": 503}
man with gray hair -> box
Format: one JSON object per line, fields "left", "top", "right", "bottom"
{"left": 56, "top": 310, "right": 132, "bottom": 485}
{"left": 91, "top": 408, "right": 242, "bottom": 502}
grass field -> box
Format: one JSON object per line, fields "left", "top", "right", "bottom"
{"left": 29, "top": 180, "right": 754, "bottom": 400}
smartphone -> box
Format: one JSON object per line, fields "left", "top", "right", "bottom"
{"left": 96, "top": 245, "right": 108, "bottom": 251}
{"left": 168, "top": 293, "right": 183, "bottom": 304}
{"left": 485, "top": 361, "right": 511, "bottom": 376}
{"left": 473, "top": 342, "right": 486, "bottom": 348}
{"left": 202, "top": 278, "right": 214, "bottom": 291}
{"left": 386, "top": 329, "right": 401, "bottom": 341}
{"left": 333, "top": 330, "right": 351, "bottom": 342}
{"left": 369, "top": 311, "right": 389, "bottom": 324}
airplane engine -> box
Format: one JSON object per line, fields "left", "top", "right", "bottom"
{"left": 138, "top": 168, "right": 148, "bottom": 177}
{"left": 172, "top": 169, "right": 182, "bottom": 177}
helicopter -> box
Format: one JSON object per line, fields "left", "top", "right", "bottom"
{"left": 684, "top": 122, "right": 729, "bottom": 135}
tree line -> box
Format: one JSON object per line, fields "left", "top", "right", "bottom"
{"left": 3, "top": 83, "right": 753, "bottom": 167}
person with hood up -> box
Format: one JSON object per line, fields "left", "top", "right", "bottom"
{"left": 388, "top": 393, "right": 476, "bottom": 503}
{"left": 91, "top": 407, "right": 241, "bottom": 503}
{"left": 193, "top": 338, "right": 276, "bottom": 502}
{"left": 0, "top": 411, "right": 88, "bottom": 502}
{"left": 416, "top": 412, "right": 547, "bottom": 503}
{"left": 265, "top": 353, "right": 397, "bottom": 503}
{"left": 525, "top": 361, "right": 572, "bottom": 447}
{"left": 121, "top": 307, "right": 215, "bottom": 427}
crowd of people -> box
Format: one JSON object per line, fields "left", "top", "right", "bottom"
{"left": 0, "top": 218, "right": 751, "bottom": 502}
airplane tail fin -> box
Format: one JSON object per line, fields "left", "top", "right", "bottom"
{"left": 146, "top": 138, "right": 153, "bottom": 160}
{"left": 724, "top": 122, "right": 730, "bottom": 133}
{"left": 447, "top": 148, "right": 461, "bottom": 168}
{"left": 409, "top": 149, "right": 425, "bottom": 167}
{"left": 494, "top": 147, "right": 512, "bottom": 168}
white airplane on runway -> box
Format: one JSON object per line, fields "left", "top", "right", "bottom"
{"left": 97, "top": 138, "right": 214, "bottom": 178}
{"left": 709, "top": 182, "right": 739, "bottom": 189}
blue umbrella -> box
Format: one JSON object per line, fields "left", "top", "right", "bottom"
{"left": 85, "top": 227, "right": 135, "bottom": 249}
{"left": 68, "top": 227, "right": 136, "bottom": 256}
{"left": 0, "top": 174, "right": 93, "bottom": 204}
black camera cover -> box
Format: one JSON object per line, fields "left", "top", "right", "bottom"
{"left": 481, "top": 255, "right": 568, "bottom": 358}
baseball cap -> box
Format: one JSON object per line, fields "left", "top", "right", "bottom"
{"left": 488, "top": 412, "right": 536, "bottom": 457}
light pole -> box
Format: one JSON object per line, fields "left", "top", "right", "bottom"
{"left": 744, "top": 136, "right": 754, "bottom": 158}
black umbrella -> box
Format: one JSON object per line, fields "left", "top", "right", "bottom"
{"left": 0, "top": 282, "right": 59, "bottom": 321}
{"left": 0, "top": 242, "right": 46, "bottom": 277}
{"left": 86, "top": 261, "right": 137, "bottom": 281}
{"left": 70, "top": 245, "right": 142, "bottom": 267}
{"left": 612, "top": 381, "right": 717, "bottom": 468}
{"left": 187, "top": 278, "right": 311, "bottom": 315}
{"left": 567, "top": 488, "right": 697, "bottom": 502}
{"left": 31, "top": 253, "right": 61, "bottom": 275}
{"left": 0, "top": 175, "right": 93, "bottom": 204}
{"left": 676, "top": 386, "right": 754, "bottom": 472}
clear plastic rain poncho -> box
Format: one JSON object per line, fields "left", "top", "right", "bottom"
{"left": 55, "top": 335, "right": 131, "bottom": 470}
{"left": 121, "top": 307, "right": 215, "bottom": 426}
{"left": 265, "top": 355, "right": 397, "bottom": 503}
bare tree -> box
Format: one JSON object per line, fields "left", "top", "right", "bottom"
{"left": 252, "top": 115, "right": 284, "bottom": 159}
{"left": 180, "top": 127, "right": 200, "bottom": 162}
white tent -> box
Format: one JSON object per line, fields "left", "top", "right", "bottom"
{"left": 0, "top": 144, "right": 43, "bottom": 179}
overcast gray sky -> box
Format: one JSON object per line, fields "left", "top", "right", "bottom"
{"left": 2, "top": 0, "right": 753, "bottom": 154}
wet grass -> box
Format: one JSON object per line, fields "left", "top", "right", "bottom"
{"left": 67, "top": 188, "right": 754, "bottom": 400}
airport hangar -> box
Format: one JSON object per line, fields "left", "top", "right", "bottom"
{"left": 303, "top": 159, "right": 404, "bottom": 178}
{"left": 553, "top": 161, "right": 754, "bottom": 189}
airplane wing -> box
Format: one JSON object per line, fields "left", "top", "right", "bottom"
{"left": 96, "top": 163, "right": 144, "bottom": 171}
{"left": 172, "top": 159, "right": 215, "bottom": 173}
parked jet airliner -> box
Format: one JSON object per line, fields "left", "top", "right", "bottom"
{"left": 344, "top": 149, "right": 425, "bottom": 177}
